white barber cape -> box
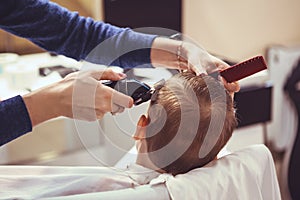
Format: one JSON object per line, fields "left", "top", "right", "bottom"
{"left": 0, "top": 144, "right": 281, "bottom": 200}
{"left": 0, "top": 164, "right": 160, "bottom": 199}
{"left": 151, "top": 144, "right": 281, "bottom": 200}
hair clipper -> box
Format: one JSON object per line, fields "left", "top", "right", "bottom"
{"left": 103, "top": 79, "right": 152, "bottom": 105}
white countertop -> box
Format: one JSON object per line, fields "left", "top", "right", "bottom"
{"left": 0, "top": 53, "right": 81, "bottom": 100}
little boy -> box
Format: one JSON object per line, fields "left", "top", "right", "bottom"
{"left": 133, "top": 71, "right": 238, "bottom": 175}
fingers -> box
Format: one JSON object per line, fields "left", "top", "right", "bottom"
{"left": 211, "top": 56, "right": 230, "bottom": 70}
{"left": 221, "top": 77, "right": 240, "bottom": 95}
{"left": 111, "top": 89, "right": 134, "bottom": 109}
{"left": 96, "top": 83, "right": 133, "bottom": 114}
{"left": 177, "top": 59, "right": 205, "bottom": 76}
{"left": 212, "top": 57, "right": 240, "bottom": 94}
{"left": 111, "top": 103, "right": 125, "bottom": 115}
{"left": 178, "top": 42, "right": 206, "bottom": 75}
{"left": 92, "top": 69, "right": 133, "bottom": 115}
{"left": 90, "top": 68, "right": 127, "bottom": 81}
{"left": 188, "top": 62, "right": 206, "bottom": 76}
{"left": 95, "top": 69, "right": 134, "bottom": 109}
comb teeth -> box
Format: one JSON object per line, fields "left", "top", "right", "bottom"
{"left": 219, "top": 55, "right": 268, "bottom": 83}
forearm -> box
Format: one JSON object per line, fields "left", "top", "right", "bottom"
{"left": 0, "top": 96, "right": 32, "bottom": 146}
{"left": 0, "top": 0, "right": 156, "bottom": 68}
{"left": 0, "top": 89, "right": 60, "bottom": 146}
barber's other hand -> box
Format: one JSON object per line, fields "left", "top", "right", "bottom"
{"left": 23, "top": 69, "right": 133, "bottom": 126}
{"left": 150, "top": 37, "right": 230, "bottom": 75}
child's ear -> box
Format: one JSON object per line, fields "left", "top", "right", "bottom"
{"left": 132, "top": 115, "right": 148, "bottom": 140}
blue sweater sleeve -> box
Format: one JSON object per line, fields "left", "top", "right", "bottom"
{"left": 0, "top": 96, "right": 32, "bottom": 146}
{"left": 0, "top": 0, "right": 157, "bottom": 68}
{"left": 0, "top": 0, "right": 157, "bottom": 146}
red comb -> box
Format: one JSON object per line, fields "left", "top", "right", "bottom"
{"left": 217, "top": 55, "right": 268, "bottom": 83}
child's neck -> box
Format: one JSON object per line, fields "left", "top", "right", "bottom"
{"left": 136, "top": 153, "right": 165, "bottom": 173}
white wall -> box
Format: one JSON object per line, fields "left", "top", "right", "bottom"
{"left": 183, "top": 0, "right": 300, "bottom": 61}
{"left": 90, "top": 0, "right": 300, "bottom": 60}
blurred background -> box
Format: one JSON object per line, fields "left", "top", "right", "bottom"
{"left": 1, "top": 0, "right": 299, "bottom": 60}
{"left": 0, "top": 1, "right": 300, "bottom": 199}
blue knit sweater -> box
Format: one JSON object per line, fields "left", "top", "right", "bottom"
{"left": 0, "top": 0, "right": 156, "bottom": 146}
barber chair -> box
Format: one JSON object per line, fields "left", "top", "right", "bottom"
{"left": 283, "top": 59, "right": 300, "bottom": 200}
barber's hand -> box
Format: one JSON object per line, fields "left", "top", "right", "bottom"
{"left": 211, "top": 62, "right": 240, "bottom": 99}
{"left": 178, "top": 41, "right": 231, "bottom": 75}
{"left": 23, "top": 69, "right": 133, "bottom": 126}
{"left": 150, "top": 37, "right": 230, "bottom": 75}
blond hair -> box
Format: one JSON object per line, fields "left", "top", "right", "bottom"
{"left": 145, "top": 72, "right": 237, "bottom": 175}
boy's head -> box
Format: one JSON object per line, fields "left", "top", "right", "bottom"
{"left": 134, "top": 72, "right": 237, "bottom": 175}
